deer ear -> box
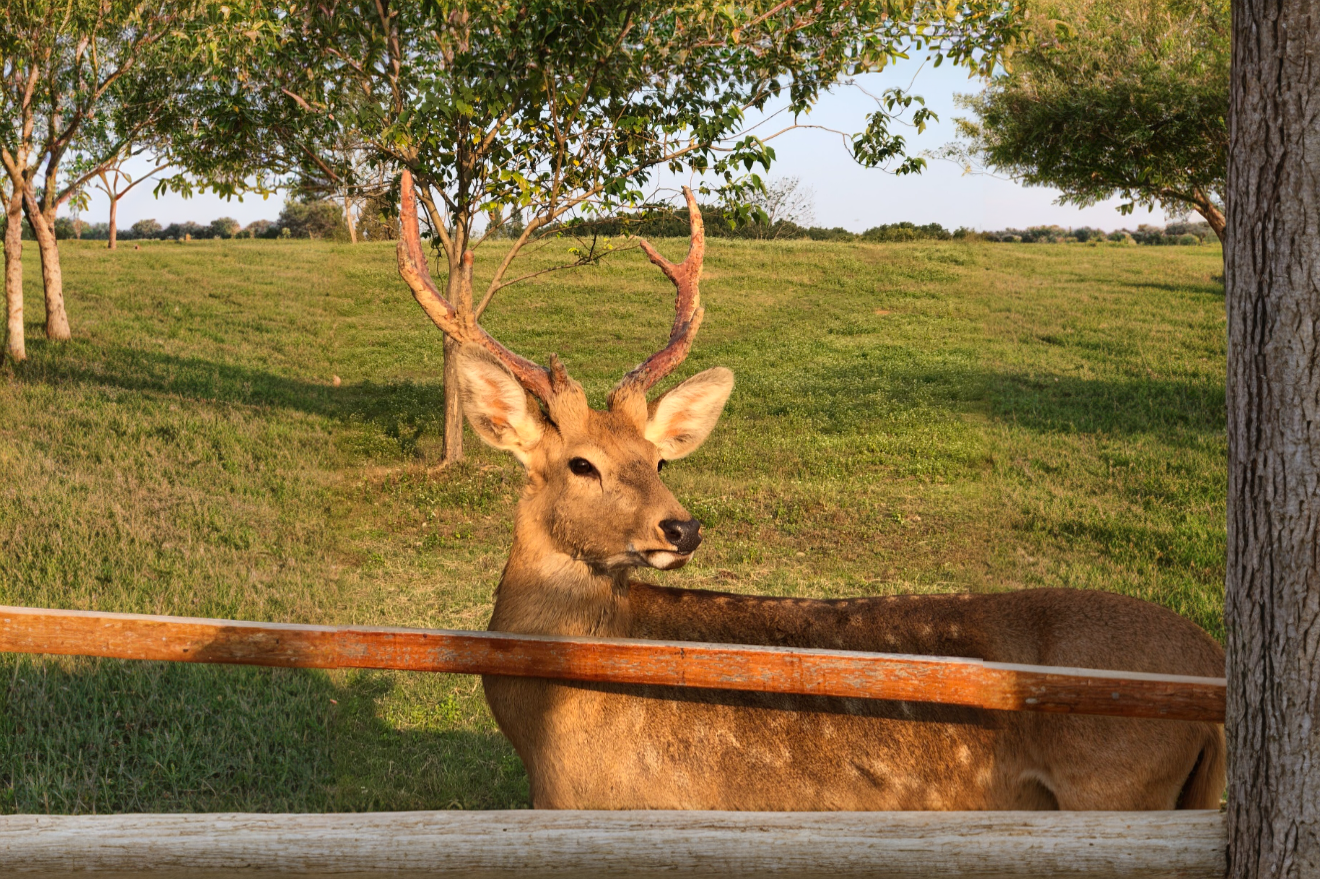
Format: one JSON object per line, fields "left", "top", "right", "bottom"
{"left": 645, "top": 367, "right": 734, "bottom": 460}
{"left": 458, "top": 345, "right": 545, "bottom": 463}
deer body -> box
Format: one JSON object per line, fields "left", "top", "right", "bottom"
{"left": 394, "top": 172, "right": 1225, "bottom": 811}
{"left": 484, "top": 511, "right": 1224, "bottom": 811}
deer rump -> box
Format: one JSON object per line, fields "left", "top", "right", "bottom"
{"left": 394, "top": 172, "right": 1225, "bottom": 812}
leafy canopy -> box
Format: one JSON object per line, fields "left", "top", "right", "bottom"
{"left": 0, "top": 0, "right": 202, "bottom": 211}
{"left": 945, "top": 0, "right": 1228, "bottom": 234}
{"left": 171, "top": 0, "right": 1023, "bottom": 271}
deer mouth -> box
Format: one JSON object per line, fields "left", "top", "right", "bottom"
{"left": 642, "top": 550, "right": 692, "bottom": 570}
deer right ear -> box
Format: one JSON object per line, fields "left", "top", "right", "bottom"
{"left": 457, "top": 346, "right": 545, "bottom": 463}
{"left": 645, "top": 367, "right": 734, "bottom": 460}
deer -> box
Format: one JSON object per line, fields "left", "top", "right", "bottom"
{"left": 395, "top": 171, "right": 1225, "bottom": 811}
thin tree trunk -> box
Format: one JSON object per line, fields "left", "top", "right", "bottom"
{"left": 440, "top": 252, "right": 475, "bottom": 466}
{"left": 22, "top": 198, "right": 70, "bottom": 341}
{"left": 107, "top": 195, "right": 118, "bottom": 250}
{"left": 442, "top": 334, "right": 464, "bottom": 464}
{"left": 3, "top": 189, "right": 25, "bottom": 363}
{"left": 1224, "top": 0, "right": 1320, "bottom": 876}
{"left": 345, "top": 193, "right": 357, "bottom": 244}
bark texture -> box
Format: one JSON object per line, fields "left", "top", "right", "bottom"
{"left": 1225, "top": 1, "right": 1320, "bottom": 877}
{"left": 3, "top": 190, "right": 24, "bottom": 363}
{"left": 22, "top": 198, "right": 70, "bottom": 341}
{"left": 107, "top": 196, "right": 118, "bottom": 250}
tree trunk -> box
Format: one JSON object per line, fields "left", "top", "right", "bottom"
{"left": 439, "top": 252, "right": 475, "bottom": 466}
{"left": 441, "top": 334, "right": 464, "bottom": 464}
{"left": 3, "top": 189, "right": 25, "bottom": 363}
{"left": 345, "top": 193, "right": 357, "bottom": 244}
{"left": 1224, "top": 0, "right": 1320, "bottom": 877}
{"left": 22, "top": 198, "right": 71, "bottom": 341}
{"left": 107, "top": 195, "right": 118, "bottom": 250}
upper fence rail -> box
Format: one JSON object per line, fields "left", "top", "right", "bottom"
{"left": 0, "top": 605, "right": 1226, "bottom": 723}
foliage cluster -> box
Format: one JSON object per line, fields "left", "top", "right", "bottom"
{"left": 945, "top": 0, "right": 1228, "bottom": 239}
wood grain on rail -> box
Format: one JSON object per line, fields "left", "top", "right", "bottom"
{"left": 0, "top": 605, "right": 1226, "bottom": 722}
{"left": 0, "top": 810, "right": 1227, "bottom": 878}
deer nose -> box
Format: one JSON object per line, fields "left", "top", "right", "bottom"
{"left": 660, "top": 518, "right": 702, "bottom": 554}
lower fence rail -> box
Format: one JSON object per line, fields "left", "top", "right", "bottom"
{"left": 0, "top": 810, "right": 1226, "bottom": 879}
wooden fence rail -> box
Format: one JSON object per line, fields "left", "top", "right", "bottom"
{"left": 0, "top": 810, "right": 1226, "bottom": 879}
{"left": 0, "top": 605, "right": 1225, "bottom": 722}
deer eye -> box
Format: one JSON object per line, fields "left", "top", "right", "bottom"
{"left": 568, "top": 457, "right": 598, "bottom": 478}
{"left": 657, "top": 459, "right": 667, "bottom": 473}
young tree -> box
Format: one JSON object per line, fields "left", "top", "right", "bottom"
{"left": 0, "top": 0, "right": 198, "bottom": 361}
{"left": 93, "top": 149, "right": 169, "bottom": 250}
{"left": 1224, "top": 0, "right": 1319, "bottom": 875}
{"left": 172, "top": 0, "right": 1019, "bottom": 463}
{"left": 745, "top": 176, "right": 816, "bottom": 238}
{"left": 944, "top": 0, "right": 1228, "bottom": 240}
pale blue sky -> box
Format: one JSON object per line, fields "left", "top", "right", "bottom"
{"left": 71, "top": 60, "right": 1171, "bottom": 234}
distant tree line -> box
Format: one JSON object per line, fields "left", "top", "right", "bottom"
{"left": 556, "top": 208, "right": 961, "bottom": 244}
{"left": 973, "top": 221, "right": 1215, "bottom": 245}
{"left": 27, "top": 197, "right": 401, "bottom": 243}
{"left": 557, "top": 208, "right": 1216, "bottom": 247}
{"left": 42, "top": 205, "right": 1216, "bottom": 248}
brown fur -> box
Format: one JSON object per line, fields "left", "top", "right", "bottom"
{"left": 460, "top": 347, "right": 1226, "bottom": 811}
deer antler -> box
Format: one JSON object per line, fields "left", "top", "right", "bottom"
{"left": 396, "top": 169, "right": 554, "bottom": 401}
{"left": 611, "top": 186, "right": 707, "bottom": 400}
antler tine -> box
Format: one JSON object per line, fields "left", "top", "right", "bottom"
{"left": 396, "top": 170, "right": 553, "bottom": 401}
{"left": 615, "top": 186, "right": 707, "bottom": 397}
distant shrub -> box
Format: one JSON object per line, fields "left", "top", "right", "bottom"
{"left": 242, "top": 220, "right": 276, "bottom": 239}
{"left": 277, "top": 200, "right": 349, "bottom": 240}
{"left": 1176, "top": 233, "right": 1201, "bottom": 245}
{"left": 209, "top": 217, "right": 241, "bottom": 239}
{"left": 160, "top": 221, "right": 207, "bottom": 241}
{"left": 860, "top": 222, "right": 951, "bottom": 243}
{"left": 131, "top": 219, "right": 162, "bottom": 239}
{"left": 356, "top": 195, "right": 400, "bottom": 241}
{"left": 1165, "top": 221, "right": 1212, "bottom": 243}
{"left": 802, "top": 226, "right": 856, "bottom": 241}
{"left": 1022, "top": 225, "right": 1068, "bottom": 243}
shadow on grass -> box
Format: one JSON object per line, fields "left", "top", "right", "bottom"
{"left": 15, "top": 338, "right": 1226, "bottom": 456}
{"left": 747, "top": 344, "right": 1223, "bottom": 442}
{"left": 1123, "top": 279, "right": 1225, "bottom": 298}
{"left": 0, "top": 655, "right": 528, "bottom": 814}
{"left": 14, "top": 340, "right": 445, "bottom": 456}
{"left": 989, "top": 370, "right": 1224, "bottom": 438}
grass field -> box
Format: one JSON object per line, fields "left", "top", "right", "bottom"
{"left": 0, "top": 235, "right": 1227, "bottom": 813}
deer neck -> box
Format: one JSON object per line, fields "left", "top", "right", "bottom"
{"left": 488, "top": 516, "right": 632, "bottom": 638}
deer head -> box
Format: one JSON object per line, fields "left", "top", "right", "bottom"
{"left": 397, "top": 171, "right": 733, "bottom": 574}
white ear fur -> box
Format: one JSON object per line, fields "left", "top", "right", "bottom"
{"left": 645, "top": 367, "right": 734, "bottom": 460}
{"left": 457, "top": 346, "right": 544, "bottom": 463}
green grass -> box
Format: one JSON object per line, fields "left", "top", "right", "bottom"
{"left": 0, "top": 235, "right": 1227, "bottom": 813}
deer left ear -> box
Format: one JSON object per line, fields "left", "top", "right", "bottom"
{"left": 645, "top": 367, "right": 734, "bottom": 460}
{"left": 458, "top": 345, "right": 546, "bottom": 464}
